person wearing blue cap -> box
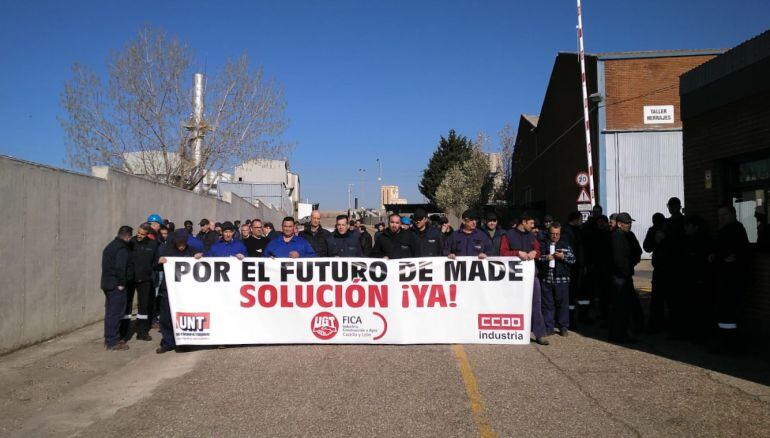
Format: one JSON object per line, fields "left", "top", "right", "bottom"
{"left": 400, "top": 216, "right": 412, "bottom": 231}
{"left": 147, "top": 214, "right": 162, "bottom": 240}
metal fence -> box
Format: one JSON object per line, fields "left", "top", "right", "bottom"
{"left": 218, "top": 181, "right": 292, "bottom": 213}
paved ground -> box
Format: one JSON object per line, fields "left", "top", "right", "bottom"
{"left": 1, "top": 317, "right": 769, "bottom": 437}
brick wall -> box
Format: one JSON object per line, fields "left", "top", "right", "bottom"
{"left": 682, "top": 89, "right": 770, "bottom": 335}
{"left": 604, "top": 55, "right": 715, "bottom": 131}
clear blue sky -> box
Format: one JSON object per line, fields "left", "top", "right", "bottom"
{"left": 1, "top": 0, "right": 768, "bottom": 209}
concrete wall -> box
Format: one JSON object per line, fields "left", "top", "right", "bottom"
{"left": 0, "top": 156, "right": 286, "bottom": 355}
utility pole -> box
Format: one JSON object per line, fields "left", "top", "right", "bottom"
{"left": 191, "top": 73, "right": 205, "bottom": 194}
{"left": 376, "top": 158, "right": 383, "bottom": 214}
{"left": 358, "top": 168, "right": 366, "bottom": 212}
{"left": 576, "top": 0, "right": 596, "bottom": 207}
{"left": 347, "top": 183, "right": 354, "bottom": 213}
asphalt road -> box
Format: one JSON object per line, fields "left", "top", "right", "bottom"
{"left": 1, "top": 322, "right": 769, "bottom": 437}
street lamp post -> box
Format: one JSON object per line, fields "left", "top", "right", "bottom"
{"left": 376, "top": 158, "right": 383, "bottom": 215}
{"left": 358, "top": 168, "right": 366, "bottom": 214}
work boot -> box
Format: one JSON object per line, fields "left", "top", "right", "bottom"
{"left": 534, "top": 337, "right": 550, "bottom": 346}
{"left": 156, "top": 345, "right": 174, "bottom": 354}
{"left": 136, "top": 332, "right": 153, "bottom": 341}
{"left": 106, "top": 342, "right": 129, "bottom": 351}
{"left": 559, "top": 329, "right": 569, "bottom": 337}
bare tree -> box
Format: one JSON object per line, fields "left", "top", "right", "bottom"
{"left": 60, "top": 27, "right": 291, "bottom": 189}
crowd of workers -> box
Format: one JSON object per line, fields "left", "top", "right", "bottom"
{"left": 100, "top": 198, "right": 752, "bottom": 354}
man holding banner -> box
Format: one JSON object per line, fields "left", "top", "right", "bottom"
{"left": 264, "top": 217, "right": 317, "bottom": 258}
{"left": 501, "top": 213, "right": 550, "bottom": 345}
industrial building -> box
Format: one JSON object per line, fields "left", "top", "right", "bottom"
{"left": 680, "top": 30, "right": 770, "bottom": 338}
{"left": 218, "top": 159, "right": 300, "bottom": 216}
{"left": 512, "top": 49, "right": 722, "bottom": 255}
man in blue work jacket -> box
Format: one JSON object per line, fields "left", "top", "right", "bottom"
{"left": 264, "top": 216, "right": 317, "bottom": 258}
{"left": 443, "top": 209, "right": 492, "bottom": 259}
{"left": 205, "top": 221, "right": 247, "bottom": 259}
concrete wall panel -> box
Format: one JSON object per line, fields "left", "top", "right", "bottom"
{"left": 0, "top": 156, "right": 287, "bottom": 354}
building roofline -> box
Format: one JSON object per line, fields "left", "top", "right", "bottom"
{"left": 681, "top": 30, "right": 770, "bottom": 94}
{"left": 597, "top": 49, "right": 725, "bottom": 60}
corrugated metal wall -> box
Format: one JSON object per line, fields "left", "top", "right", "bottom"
{"left": 604, "top": 131, "right": 684, "bottom": 257}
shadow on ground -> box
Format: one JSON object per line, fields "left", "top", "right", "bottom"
{"left": 572, "top": 291, "right": 770, "bottom": 387}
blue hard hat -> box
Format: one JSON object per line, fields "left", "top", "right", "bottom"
{"left": 401, "top": 216, "right": 411, "bottom": 225}
{"left": 147, "top": 214, "right": 162, "bottom": 224}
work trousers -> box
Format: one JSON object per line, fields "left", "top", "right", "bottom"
{"left": 121, "top": 280, "right": 153, "bottom": 338}
{"left": 541, "top": 281, "right": 570, "bottom": 332}
{"left": 609, "top": 275, "right": 639, "bottom": 341}
{"left": 531, "top": 279, "right": 546, "bottom": 338}
{"left": 103, "top": 288, "right": 127, "bottom": 347}
{"left": 159, "top": 293, "right": 176, "bottom": 349}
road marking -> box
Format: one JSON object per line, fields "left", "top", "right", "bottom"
{"left": 452, "top": 345, "right": 497, "bottom": 438}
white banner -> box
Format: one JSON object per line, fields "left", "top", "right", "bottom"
{"left": 164, "top": 257, "right": 534, "bottom": 345}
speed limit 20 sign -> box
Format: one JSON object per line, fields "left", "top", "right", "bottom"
{"left": 575, "top": 172, "right": 589, "bottom": 187}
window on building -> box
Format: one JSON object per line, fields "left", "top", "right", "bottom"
{"left": 728, "top": 155, "right": 770, "bottom": 244}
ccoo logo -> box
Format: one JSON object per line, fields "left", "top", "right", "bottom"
{"left": 478, "top": 314, "right": 524, "bottom": 331}
{"left": 311, "top": 311, "right": 338, "bottom": 340}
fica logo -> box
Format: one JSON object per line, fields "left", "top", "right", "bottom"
{"left": 311, "top": 311, "right": 338, "bottom": 340}
{"left": 175, "top": 312, "right": 210, "bottom": 332}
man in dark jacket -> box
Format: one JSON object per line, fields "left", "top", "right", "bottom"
{"left": 327, "top": 215, "right": 364, "bottom": 257}
{"left": 358, "top": 224, "right": 374, "bottom": 257}
{"left": 196, "top": 219, "right": 219, "bottom": 252}
{"left": 122, "top": 223, "right": 160, "bottom": 341}
{"left": 538, "top": 222, "right": 575, "bottom": 337}
{"left": 609, "top": 212, "right": 643, "bottom": 343}
{"left": 562, "top": 211, "right": 587, "bottom": 326}
{"left": 412, "top": 208, "right": 443, "bottom": 257}
{"left": 500, "top": 213, "right": 548, "bottom": 345}
{"left": 483, "top": 212, "right": 505, "bottom": 257}
{"left": 443, "top": 209, "right": 492, "bottom": 259}
{"left": 156, "top": 229, "right": 203, "bottom": 354}
{"left": 243, "top": 219, "right": 270, "bottom": 257}
{"left": 372, "top": 214, "right": 418, "bottom": 259}
{"left": 299, "top": 210, "right": 330, "bottom": 257}
{"left": 643, "top": 212, "right": 667, "bottom": 333}
{"left": 710, "top": 205, "right": 750, "bottom": 353}
{"left": 101, "top": 226, "right": 133, "bottom": 350}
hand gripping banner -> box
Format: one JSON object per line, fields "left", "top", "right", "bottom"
{"left": 164, "top": 257, "right": 535, "bottom": 345}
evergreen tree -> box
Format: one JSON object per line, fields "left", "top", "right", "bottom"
{"left": 419, "top": 130, "right": 473, "bottom": 204}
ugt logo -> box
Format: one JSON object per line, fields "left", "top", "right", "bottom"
{"left": 175, "top": 312, "right": 211, "bottom": 332}
{"left": 311, "top": 311, "right": 338, "bottom": 340}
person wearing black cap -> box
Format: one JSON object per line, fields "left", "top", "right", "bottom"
{"left": 196, "top": 219, "right": 219, "bottom": 252}
{"left": 412, "top": 208, "right": 443, "bottom": 257}
{"left": 483, "top": 212, "right": 505, "bottom": 256}
{"left": 371, "top": 213, "right": 418, "bottom": 259}
{"left": 205, "top": 221, "right": 247, "bottom": 258}
{"left": 156, "top": 229, "right": 203, "bottom": 353}
{"left": 443, "top": 209, "right": 492, "bottom": 259}
{"left": 609, "top": 212, "right": 643, "bottom": 343}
